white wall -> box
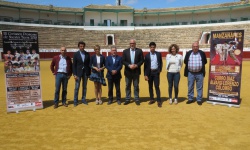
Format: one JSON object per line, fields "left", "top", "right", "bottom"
{"left": 85, "top": 11, "right": 101, "bottom": 25}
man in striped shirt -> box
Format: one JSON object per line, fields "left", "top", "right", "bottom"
{"left": 184, "top": 42, "right": 207, "bottom": 105}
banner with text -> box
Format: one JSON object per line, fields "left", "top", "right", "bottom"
{"left": 208, "top": 30, "right": 244, "bottom": 106}
{"left": 2, "top": 31, "right": 43, "bottom": 113}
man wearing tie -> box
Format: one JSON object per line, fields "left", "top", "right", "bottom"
{"left": 72, "top": 41, "right": 91, "bottom": 107}
{"left": 122, "top": 39, "right": 144, "bottom": 105}
{"left": 144, "top": 42, "right": 163, "bottom": 107}
{"left": 105, "top": 46, "right": 123, "bottom": 105}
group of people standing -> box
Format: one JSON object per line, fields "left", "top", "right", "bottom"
{"left": 50, "top": 40, "right": 207, "bottom": 109}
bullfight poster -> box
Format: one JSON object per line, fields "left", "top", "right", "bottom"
{"left": 2, "top": 31, "right": 43, "bottom": 113}
{"left": 208, "top": 30, "right": 244, "bottom": 107}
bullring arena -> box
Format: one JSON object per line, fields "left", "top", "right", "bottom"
{"left": 1, "top": 1, "right": 250, "bottom": 149}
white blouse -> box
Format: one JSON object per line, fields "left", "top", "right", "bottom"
{"left": 166, "top": 54, "right": 183, "bottom": 73}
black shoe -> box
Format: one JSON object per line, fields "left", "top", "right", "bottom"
{"left": 197, "top": 101, "right": 202, "bottom": 105}
{"left": 107, "top": 100, "right": 113, "bottom": 105}
{"left": 124, "top": 101, "right": 130, "bottom": 105}
{"left": 74, "top": 103, "right": 78, "bottom": 107}
{"left": 186, "top": 100, "right": 194, "bottom": 104}
{"left": 54, "top": 103, "right": 58, "bottom": 109}
{"left": 148, "top": 100, "right": 155, "bottom": 105}
{"left": 135, "top": 101, "right": 140, "bottom": 106}
{"left": 62, "top": 103, "right": 68, "bottom": 107}
{"left": 117, "top": 100, "right": 121, "bottom": 105}
{"left": 82, "top": 100, "right": 88, "bottom": 105}
{"left": 157, "top": 102, "right": 162, "bottom": 108}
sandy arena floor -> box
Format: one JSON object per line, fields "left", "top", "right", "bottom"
{"left": 0, "top": 60, "right": 250, "bottom": 150}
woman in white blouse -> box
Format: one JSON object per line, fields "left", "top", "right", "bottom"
{"left": 166, "top": 44, "right": 183, "bottom": 104}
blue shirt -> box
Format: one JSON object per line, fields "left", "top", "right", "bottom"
{"left": 57, "top": 55, "right": 67, "bottom": 73}
{"left": 150, "top": 52, "right": 158, "bottom": 69}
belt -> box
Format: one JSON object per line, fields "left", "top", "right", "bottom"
{"left": 151, "top": 69, "right": 158, "bottom": 71}
{"left": 57, "top": 72, "right": 67, "bottom": 74}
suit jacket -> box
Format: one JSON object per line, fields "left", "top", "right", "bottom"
{"left": 50, "top": 55, "right": 72, "bottom": 76}
{"left": 122, "top": 48, "right": 144, "bottom": 77}
{"left": 144, "top": 51, "right": 162, "bottom": 77}
{"left": 105, "top": 55, "right": 122, "bottom": 79}
{"left": 89, "top": 54, "right": 105, "bottom": 73}
{"left": 73, "top": 50, "right": 91, "bottom": 77}
{"left": 184, "top": 50, "right": 207, "bottom": 77}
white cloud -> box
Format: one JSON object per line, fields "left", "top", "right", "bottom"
{"left": 123, "top": 0, "right": 138, "bottom": 5}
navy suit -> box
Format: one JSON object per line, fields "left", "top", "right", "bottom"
{"left": 144, "top": 51, "right": 162, "bottom": 102}
{"left": 105, "top": 55, "right": 122, "bottom": 101}
{"left": 89, "top": 54, "right": 105, "bottom": 74}
{"left": 72, "top": 50, "right": 90, "bottom": 105}
{"left": 73, "top": 51, "right": 91, "bottom": 77}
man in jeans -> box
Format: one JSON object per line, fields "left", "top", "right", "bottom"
{"left": 184, "top": 42, "right": 207, "bottom": 105}
{"left": 50, "top": 46, "right": 72, "bottom": 109}
{"left": 72, "top": 41, "right": 91, "bottom": 107}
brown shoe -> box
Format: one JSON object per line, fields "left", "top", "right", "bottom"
{"left": 54, "top": 103, "right": 58, "bottom": 109}
{"left": 157, "top": 102, "right": 162, "bottom": 108}
{"left": 62, "top": 103, "right": 68, "bottom": 107}
{"left": 148, "top": 100, "right": 155, "bottom": 105}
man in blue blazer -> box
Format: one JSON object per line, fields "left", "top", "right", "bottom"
{"left": 144, "top": 42, "right": 163, "bottom": 107}
{"left": 122, "top": 39, "right": 144, "bottom": 105}
{"left": 72, "top": 41, "right": 91, "bottom": 106}
{"left": 105, "top": 46, "right": 123, "bottom": 105}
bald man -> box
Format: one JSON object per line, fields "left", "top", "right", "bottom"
{"left": 184, "top": 42, "right": 207, "bottom": 105}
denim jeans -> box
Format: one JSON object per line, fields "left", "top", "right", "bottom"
{"left": 74, "top": 73, "right": 88, "bottom": 105}
{"left": 125, "top": 75, "right": 140, "bottom": 101}
{"left": 188, "top": 72, "right": 204, "bottom": 101}
{"left": 167, "top": 72, "right": 180, "bottom": 99}
{"left": 54, "top": 73, "right": 68, "bottom": 104}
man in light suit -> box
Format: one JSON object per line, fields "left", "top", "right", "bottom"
{"left": 122, "top": 39, "right": 144, "bottom": 106}
{"left": 144, "top": 42, "right": 163, "bottom": 107}
{"left": 72, "top": 41, "right": 91, "bottom": 107}
{"left": 105, "top": 46, "right": 123, "bottom": 105}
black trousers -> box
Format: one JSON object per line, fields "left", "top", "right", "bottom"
{"left": 108, "top": 78, "right": 121, "bottom": 101}
{"left": 148, "top": 71, "right": 161, "bottom": 102}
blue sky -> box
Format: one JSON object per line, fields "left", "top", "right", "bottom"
{"left": 7, "top": 0, "right": 238, "bottom": 9}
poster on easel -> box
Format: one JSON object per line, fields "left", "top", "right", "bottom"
{"left": 208, "top": 30, "right": 244, "bottom": 107}
{"left": 2, "top": 31, "right": 43, "bottom": 113}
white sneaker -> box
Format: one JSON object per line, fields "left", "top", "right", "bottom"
{"left": 99, "top": 99, "right": 103, "bottom": 105}
{"left": 174, "top": 98, "right": 178, "bottom": 104}
{"left": 96, "top": 99, "right": 99, "bottom": 105}
{"left": 169, "top": 98, "right": 173, "bottom": 105}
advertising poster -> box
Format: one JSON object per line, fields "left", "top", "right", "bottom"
{"left": 208, "top": 30, "right": 244, "bottom": 106}
{"left": 2, "top": 31, "right": 43, "bottom": 113}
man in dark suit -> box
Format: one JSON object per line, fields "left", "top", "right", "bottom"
{"left": 50, "top": 46, "right": 72, "bottom": 109}
{"left": 122, "top": 39, "right": 144, "bottom": 105}
{"left": 72, "top": 41, "right": 91, "bottom": 107}
{"left": 144, "top": 42, "right": 163, "bottom": 107}
{"left": 105, "top": 46, "right": 123, "bottom": 105}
